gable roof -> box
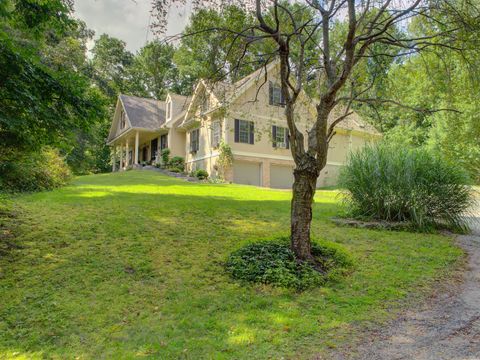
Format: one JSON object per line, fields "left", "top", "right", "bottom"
{"left": 193, "top": 62, "right": 380, "bottom": 136}
{"left": 119, "top": 94, "right": 165, "bottom": 130}
{"left": 328, "top": 107, "right": 380, "bottom": 135}
{"left": 169, "top": 93, "right": 192, "bottom": 119}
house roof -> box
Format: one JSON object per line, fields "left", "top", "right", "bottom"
{"left": 169, "top": 93, "right": 192, "bottom": 119}
{"left": 116, "top": 62, "right": 380, "bottom": 137}
{"left": 328, "top": 107, "right": 380, "bottom": 135}
{"left": 119, "top": 94, "right": 165, "bottom": 130}
{"left": 207, "top": 62, "right": 277, "bottom": 102}
{"left": 202, "top": 62, "right": 380, "bottom": 136}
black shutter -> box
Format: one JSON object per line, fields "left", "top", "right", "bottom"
{"left": 272, "top": 125, "right": 277, "bottom": 148}
{"left": 269, "top": 81, "right": 273, "bottom": 105}
{"left": 280, "top": 88, "right": 286, "bottom": 107}
{"left": 249, "top": 121, "right": 254, "bottom": 144}
{"left": 286, "top": 129, "right": 290, "bottom": 149}
{"left": 234, "top": 119, "right": 239, "bottom": 143}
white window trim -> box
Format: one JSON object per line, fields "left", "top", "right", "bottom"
{"left": 275, "top": 126, "right": 288, "bottom": 148}
{"left": 238, "top": 119, "right": 253, "bottom": 144}
{"left": 190, "top": 128, "right": 200, "bottom": 153}
{"left": 166, "top": 101, "right": 172, "bottom": 120}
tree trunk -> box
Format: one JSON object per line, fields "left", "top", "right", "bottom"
{"left": 290, "top": 167, "right": 319, "bottom": 261}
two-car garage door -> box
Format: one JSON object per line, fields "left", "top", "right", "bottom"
{"left": 233, "top": 161, "right": 295, "bottom": 188}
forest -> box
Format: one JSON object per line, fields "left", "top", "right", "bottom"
{"left": 1, "top": 0, "right": 478, "bottom": 192}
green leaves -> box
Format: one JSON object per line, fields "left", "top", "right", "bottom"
{"left": 340, "top": 143, "right": 475, "bottom": 231}
{"left": 225, "top": 238, "right": 352, "bottom": 290}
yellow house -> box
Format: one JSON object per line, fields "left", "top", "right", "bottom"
{"left": 107, "top": 62, "right": 380, "bottom": 188}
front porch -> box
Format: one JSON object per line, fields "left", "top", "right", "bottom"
{"left": 108, "top": 128, "right": 169, "bottom": 171}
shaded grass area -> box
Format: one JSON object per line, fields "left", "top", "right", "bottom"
{"left": 0, "top": 171, "right": 462, "bottom": 359}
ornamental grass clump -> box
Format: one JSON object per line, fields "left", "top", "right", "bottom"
{"left": 339, "top": 143, "right": 475, "bottom": 231}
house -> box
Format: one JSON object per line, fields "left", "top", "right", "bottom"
{"left": 107, "top": 62, "right": 380, "bottom": 188}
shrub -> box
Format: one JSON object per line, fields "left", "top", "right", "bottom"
{"left": 194, "top": 169, "right": 209, "bottom": 180}
{"left": 0, "top": 147, "right": 72, "bottom": 192}
{"left": 339, "top": 143, "right": 475, "bottom": 231}
{"left": 161, "top": 148, "right": 170, "bottom": 167}
{"left": 217, "top": 141, "right": 233, "bottom": 179}
{"left": 225, "top": 237, "right": 352, "bottom": 290}
{"left": 167, "top": 167, "right": 183, "bottom": 173}
{"left": 169, "top": 156, "right": 184, "bottom": 170}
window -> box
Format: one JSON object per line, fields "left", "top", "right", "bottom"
{"left": 120, "top": 110, "right": 126, "bottom": 129}
{"left": 234, "top": 119, "right": 254, "bottom": 144}
{"left": 190, "top": 129, "right": 200, "bottom": 153}
{"left": 166, "top": 101, "right": 172, "bottom": 120}
{"left": 201, "top": 95, "right": 209, "bottom": 113}
{"left": 269, "top": 81, "right": 285, "bottom": 107}
{"left": 160, "top": 134, "right": 168, "bottom": 150}
{"left": 211, "top": 121, "right": 221, "bottom": 148}
{"left": 151, "top": 138, "right": 158, "bottom": 161}
{"left": 272, "top": 125, "right": 289, "bottom": 149}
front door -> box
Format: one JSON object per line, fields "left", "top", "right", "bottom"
{"left": 142, "top": 147, "right": 148, "bottom": 162}
{"left": 151, "top": 138, "right": 158, "bottom": 161}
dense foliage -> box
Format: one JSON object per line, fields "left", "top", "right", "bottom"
{"left": 1, "top": 1, "right": 478, "bottom": 192}
{"left": 339, "top": 144, "right": 475, "bottom": 231}
{"left": 0, "top": 147, "right": 71, "bottom": 192}
{"left": 193, "top": 169, "right": 209, "bottom": 180}
{"left": 352, "top": 6, "right": 480, "bottom": 182}
{"left": 168, "top": 156, "right": 185, "bottom": 173}
{"left": 226, "top": 238, "right": 352, "bottom": 290}
{"left": 0, "top": 0, "right": 106, "bottom": 189}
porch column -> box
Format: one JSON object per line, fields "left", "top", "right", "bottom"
{"left": 134, "top": 131, "right": 139, "bottom": 165}
{"left": 125, "top": 139, "right": 130, "bottom": 168}
{"left": 112, "top": 146, "right": 117, "bottom": 172}
{"left": 119, "top": 145, "right": 124, "bottom": 170}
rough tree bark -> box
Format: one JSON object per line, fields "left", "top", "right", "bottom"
{"left": 290, "top": 166, "right": 318, "bottom": 260}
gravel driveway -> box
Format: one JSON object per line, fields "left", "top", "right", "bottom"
{"left": 330, "top": 204, "right": 480, "bottom": 360}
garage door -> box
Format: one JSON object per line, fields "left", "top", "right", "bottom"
{"left": 270, "top": 165, "right": 294, "bottom": 189}
{"left": 233, "top": 161, "right": 261, "bottom": 186}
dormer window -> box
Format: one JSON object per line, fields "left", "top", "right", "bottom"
{"left": 201, "top": 94, "right": 209, "bottom": 113}
{"left": 120, "top": 110, "right": 126, "bottom": 129}
{"left": 166, "top": 100, "right": 172, "bottom": 120}
{"left": 269, "top": 81, "right": 285, "bottom": 107}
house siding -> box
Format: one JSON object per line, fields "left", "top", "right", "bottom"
{"left": 110, "top": 63, "right": 380, "bottom": 185}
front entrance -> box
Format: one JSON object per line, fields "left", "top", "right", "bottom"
{"left": 142, "top": 146, "right": 148, "bottom": 163}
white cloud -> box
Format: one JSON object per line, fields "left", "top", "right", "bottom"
{"left": 74, "top": 0, "right": 191, "bottom": 53}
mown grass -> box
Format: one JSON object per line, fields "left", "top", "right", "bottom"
{"left": 0, "top": 171, "right": 463, "bottom": 359}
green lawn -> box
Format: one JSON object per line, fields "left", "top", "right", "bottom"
{"left": 0, "top": 171, "right": 462, "bottom": 359}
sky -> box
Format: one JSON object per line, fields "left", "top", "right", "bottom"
{"left": 74, "top": 0, "right": 192, "bottom": 53}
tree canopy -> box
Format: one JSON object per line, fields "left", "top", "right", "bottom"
{"left": 1, "top": 0, "right": 478, "bottom": 188}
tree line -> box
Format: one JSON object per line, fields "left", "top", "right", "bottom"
{"left": 1, "top": 0, "right": 478, "bottom": 190}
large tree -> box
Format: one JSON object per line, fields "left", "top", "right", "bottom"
{"left": 0, "top": 0, "right": 102, "bottom": 151}
{"left": 153, "top": 0, "right": 472, "bottom": 262}
{"left": 355, "top": 6, "right": 480, "bottom": 181}
{"left": 129, "top": 40, "right": 187, "bottom": 99}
